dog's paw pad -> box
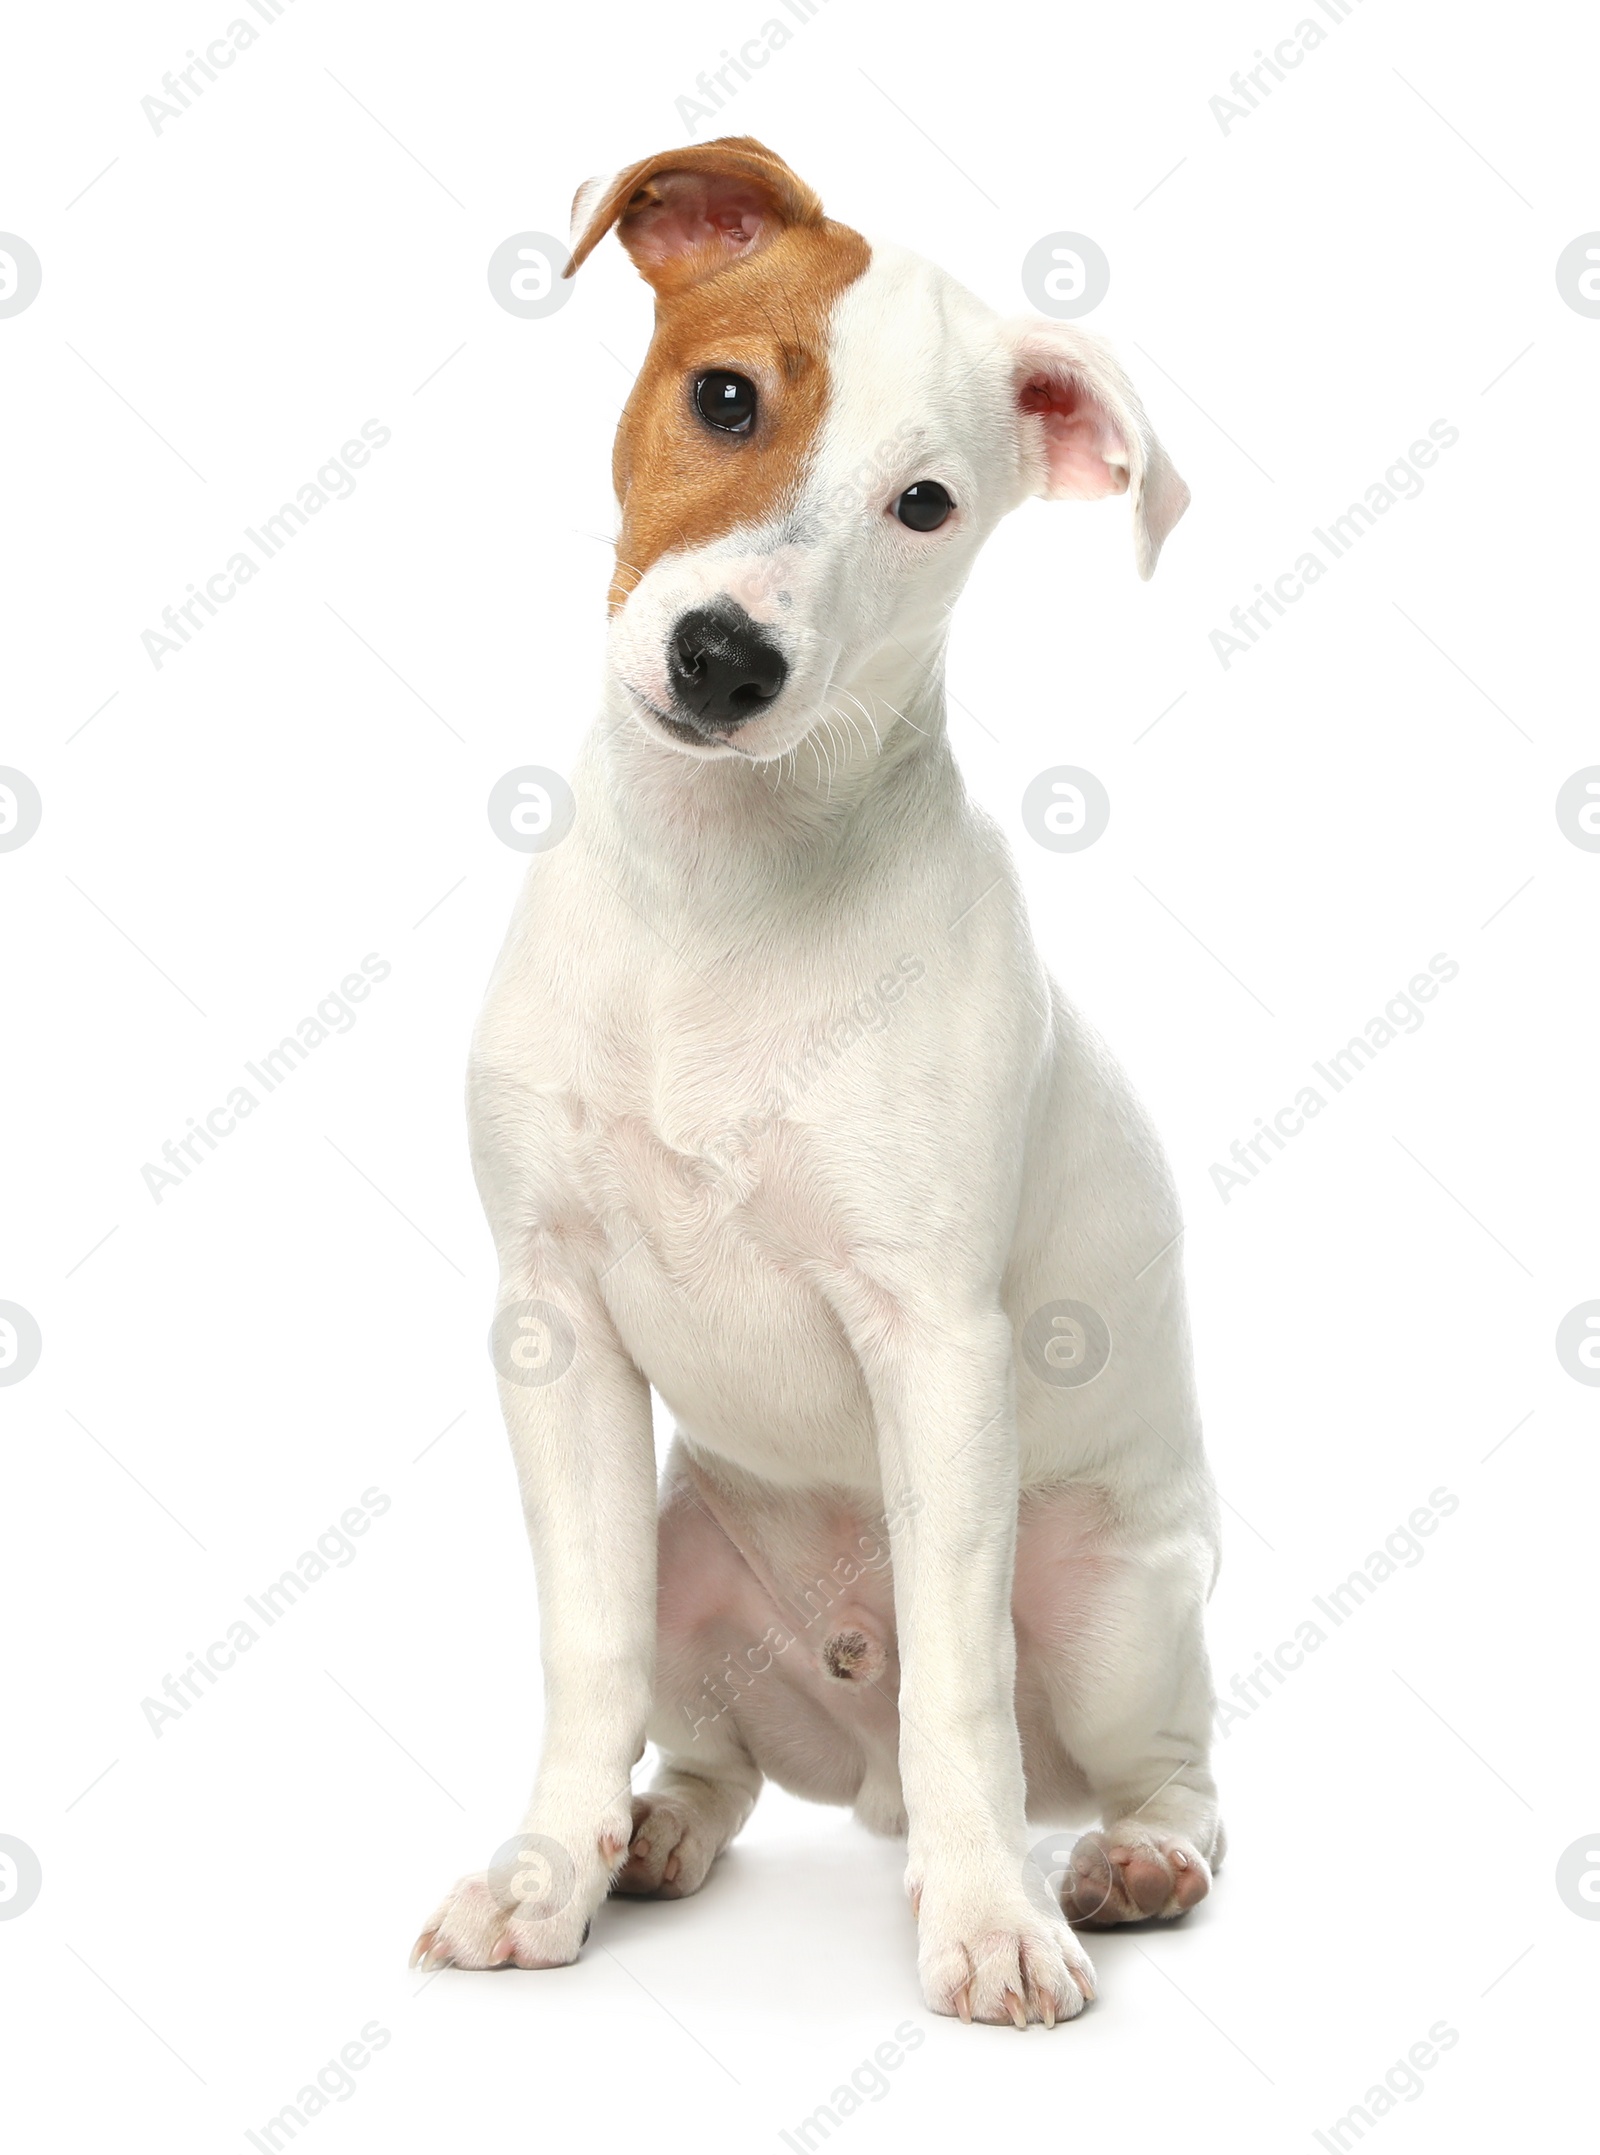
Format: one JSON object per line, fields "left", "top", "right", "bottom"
{"left": 1060, "top": 1828, "right": 1212, "bottom": 1926}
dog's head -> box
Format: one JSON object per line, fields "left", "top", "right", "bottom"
{"left": 567, "top": 137, "right": 1188, "bottom": 762}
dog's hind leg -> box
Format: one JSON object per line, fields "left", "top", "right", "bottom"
{"left": 612, "top": 1749, "right": 762, "bottom": 1899}
{"left": 612, "top": 1454, "right": 766, "bottom": 1900}
{"left": 1017, "top": 1494, "right": 1224, "bottom": 1928}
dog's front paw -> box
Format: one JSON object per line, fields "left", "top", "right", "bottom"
{"left": 1059, "top": 1827, "right": 1212, "bottom": 1926}
{"left": 411, "top": 1815, "right": 630, "bottom": 1971}
{"left": 913, "top": 1880, "right": 1096, "bottom": 2027}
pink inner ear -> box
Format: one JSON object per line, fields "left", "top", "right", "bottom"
{"left": 623, "top": 174, "right": 772, "bottom": 273}
{"left": 1019, "top": 374, "right": 1130, "bottom": 502}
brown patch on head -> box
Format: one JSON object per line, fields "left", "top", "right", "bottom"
{"left": 565, "top": 138, "right": 870, "bottom": 610}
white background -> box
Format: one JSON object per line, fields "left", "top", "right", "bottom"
{"left": 3, "top": 0, "right": 1596, "bottom": 2147}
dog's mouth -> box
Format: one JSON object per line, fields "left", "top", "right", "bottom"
{"left": 615, "top": 604, "right": 850, "bottom": 762}
{"left": 621, "top": 682, "right": 754, "bottom": 755}
{"left": 627, "top": 599, "right": 797, "bottom": 756}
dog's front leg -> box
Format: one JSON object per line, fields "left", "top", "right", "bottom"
{"left": 413, "top": 1274, "right": 656, "bottom": 1971}
{"left": 869, "top": 1306, "right": 1096, "bottom": 2027}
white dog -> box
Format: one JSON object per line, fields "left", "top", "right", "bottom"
{"left": 414, "top": 137, "right": 1223, "bottom": 2028}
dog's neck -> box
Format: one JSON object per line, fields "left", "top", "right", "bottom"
{"left": 584, "top": 631, "right": 960, "bottom": 912}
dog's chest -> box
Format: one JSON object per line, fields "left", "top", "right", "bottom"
{"left": 547, "top": 987, "right": 882, "bottom": 1468}
{"left": 569, "top": 1004, "right": 850, "bottom": 1275}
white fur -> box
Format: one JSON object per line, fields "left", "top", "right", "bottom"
{"left": 415, "top": 243, "right": 1223, "bottom": 2025}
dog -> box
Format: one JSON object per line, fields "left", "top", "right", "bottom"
{"left": 413, "top": 137, "right": 1222, "bottom": 2028}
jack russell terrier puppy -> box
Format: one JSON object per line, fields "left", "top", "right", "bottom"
{"left": 414, "top": 137, "right": 1223, "bottom": 2028}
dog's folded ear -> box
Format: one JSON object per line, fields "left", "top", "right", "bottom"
{"left": 565, "top": 138, "right": 824, "bottom": 293}
{"left": 1006, "top": 320, "right": 1190, "bottom": 579}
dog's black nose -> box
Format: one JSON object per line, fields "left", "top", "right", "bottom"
{"left": 667, "top": 603, "right": 788, "bottom": 732}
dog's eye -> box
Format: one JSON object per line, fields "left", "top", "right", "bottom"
{"left": 895, "top": 481, "right": 953, "bottom": 531}
{"left": 694, "top": 371, "right": 758, "bottom": 434}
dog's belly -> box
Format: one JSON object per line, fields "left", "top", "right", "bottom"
{"left": 652, "top": 1451, "right": 905, "bottom": 1819}
{"left": 652, "top": 1452, "right": 1116, "bottom": 1824}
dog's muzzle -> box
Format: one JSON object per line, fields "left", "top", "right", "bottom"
{"left": 666, "top": 600, "right": 789, "bottom": 735}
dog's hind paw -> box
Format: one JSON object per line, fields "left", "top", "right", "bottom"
{"left": 1059, "top": 1827, "right": 1213, "bottom": 1926}
{"left": 610, "top": 1790, "right": 725, "bottom": 1899}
